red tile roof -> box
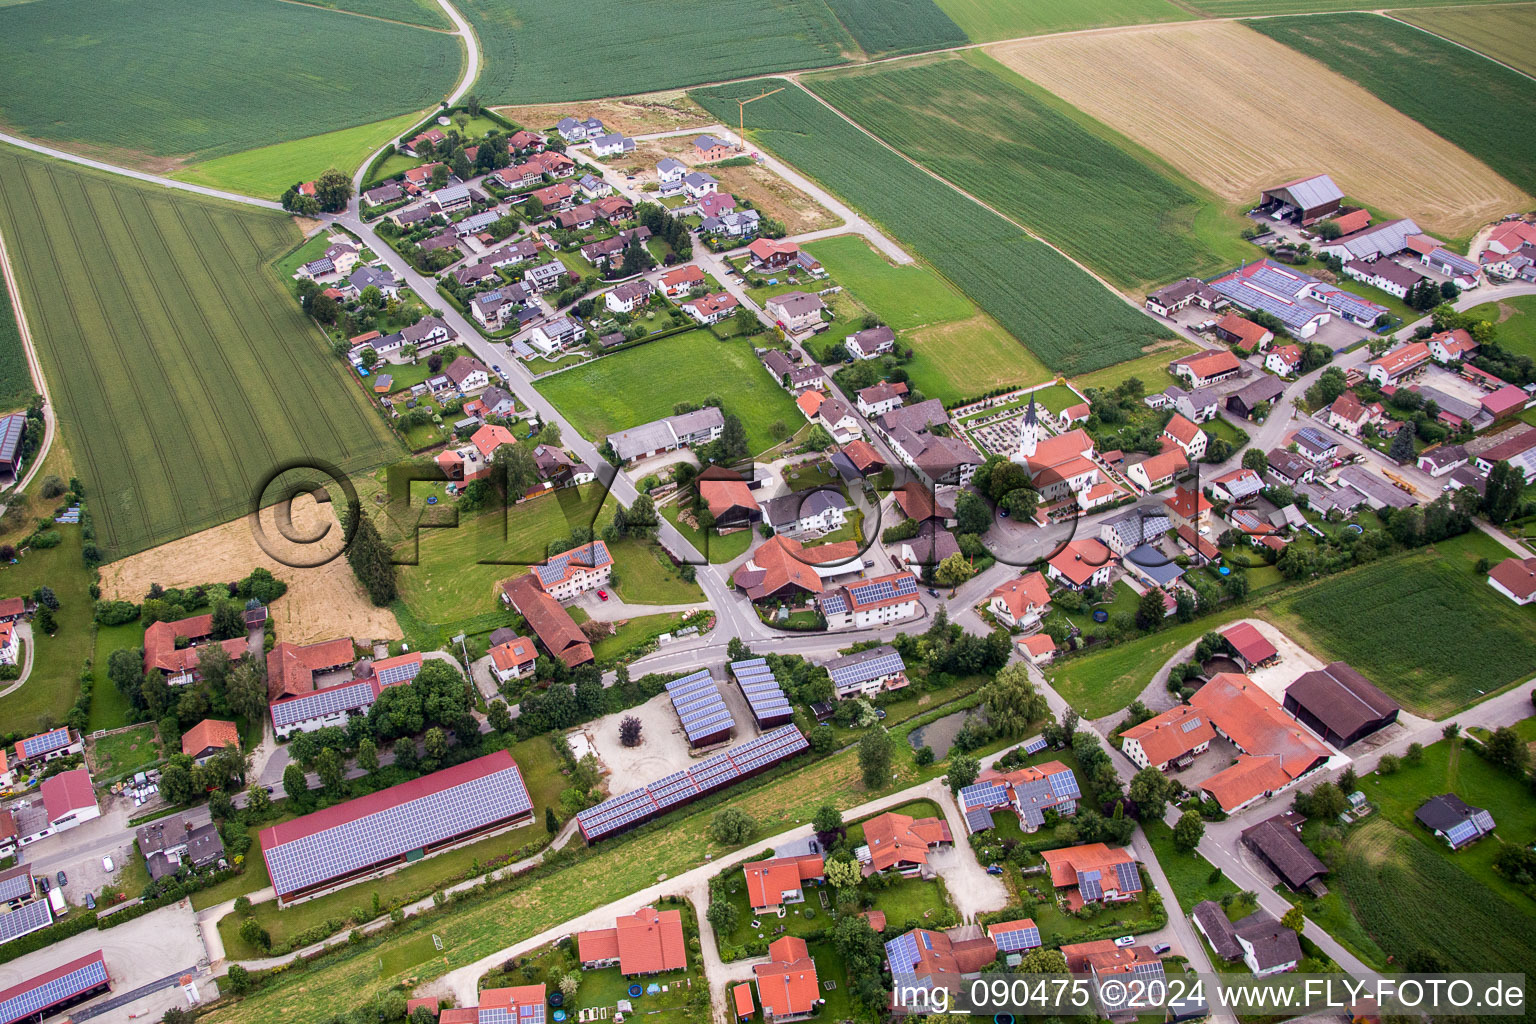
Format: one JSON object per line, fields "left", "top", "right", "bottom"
{"left": 733, "top": 983, "right": 755, "bottom": 1019}
{"left": 41, "top": 767, "right": 95, "bottom": 822}
{"left": 841, "top": 439, "right": 886, "bottom": 473}
{"left": 1163, "top": 486, "right": 1210, "bottom": 520}
{"left": 1040, "top": 843, "right": 1138, "bottom": 892}
{"left": 744, "top": 854, "right": 824, "bottom": 910}
{"left": 1330, "top": 208, "right": 1371, "bottom": 234}
{"left": 490, "top": 637, "right": 538, "bottom": 672}
{"left": 989, "top": 572, "right": 1050, "bottom": 620}
{"left": 886, "top": 928, "right": 997, "bottom": 985}
{"left": 755, "top": 936, "right": 820, "bottom": 1018}
{"left": 1489, "top": 557, "right": 1536, "bottom": 602}
{"left": 181, "top": 719, "right": 240, "bottom": 758}
{"left": 1047, "top": 538, "right": 1112, "bottom": 587}
{"left": 732, "top": 535, "right": 858, "bottom": 601}
{"left": 1221, "top": 622, "right": 1277, "bottom": 666}
{"left": 266, "top": 637, "right": 356, "bottom": 700}
{"left": 1121, "top": 706, "right": 1215, "bottom": 767}
{"left": 1191, "top": 673, "right": 1332, "bottom": 810}
{"left": 700, "top": 478, "right": 760, "bottom": 519}
{"left": 1163, "top": 413, "right": 1201, "bottom": 446}
{"left": 1174, "top": 349, "right": 1241, "bottom": 381}
{"left": 1018, "top": 634, "right": 1056, "bottom": 658}
{"left": 0, "top": 597, "right": 24, "bottom": 619}
{"left": 612, "top": 906, "right": 688, "bottom": 975}
{"left": 501, "top": 576, "right": 593, "bottom": 668}
{"left": 863, "top": 812, "right": 951, "bottom": 872}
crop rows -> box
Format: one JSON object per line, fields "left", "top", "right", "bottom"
{"left": 1250, "top": 13, "right": 1536, "bottom": 197}
{"left": 691, "top": 82, "right": 1172, "bottom": 375}
{"left": 458, "top": 0, "right": 850, "bottom": 104}
{"left": 823, "top": 0, "right": 967, "bottom": 56}
{"left": 1396, "top": 4, "right": 1536, "bottom": 79}
{"left": 0, "top": 0, "right": 458, "bottom": 160}
{"left": 302, "top": 0, "right": 450, "bottom": 28}
{"left": 0, "top": 146, "right": 401, "bottom": 559}
{"left": 808, "top": 58, "right": 1243, "bottom": 291}
{"left": 0, "top": 275, "right": 33, "bottom": 410}
{"left": 1275, "top": 553, "right": 1536, "bottom": 718}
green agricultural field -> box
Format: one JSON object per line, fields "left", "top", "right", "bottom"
{"left": 1193, "top": 0, "right": 1514, "bottom": 13}
{"left": 0, "top": 273, "right": 32, "bottom": 411}
{"left": 1465, "top": 293, "right": 1536, "bottom": 362}
{"left": 174, "top": 111, "right": 429, "bottom": 200}
{"left": 824, "top": 0, "right": 967, "bottom": 55}
{"left": 691, "top": 83, "right": 1173, "bottom": 375}
{"left": 536, "top": 331, "right": 803, "bottom": 455}
{"left": 1249, "top": 14, "right": 1536, "bottom": 197}
{"left": 804, "top": 235, "right": 972, "bottom": 331}
{"left": 0, "top": 146, "right": 403, "bottom": 559}
{"left": 1269, "top": 542, "right": 1536, "bottom": 718}
{"left": 904, "top": 314, "right": 1052, "bottom": 404}
{"left": 456, "top": 0, "right": 850, "bottom": 104}
{"left": 0, "top": 525, "right": 95, "bottom": 736}
{"left": 300, "top": 0, "right": 450, "bottom": 28}
{"left": 0, "top": 0, "right": 458, "bottom": 162}
{"left": 1394, "top": 4, "right": 1536, "bottom": 77}
{"left": 934, "top": 0, "right": 1190, "bottom": 41}
{"left": 807, "top": 56, "right": 1251, "bottom": 291}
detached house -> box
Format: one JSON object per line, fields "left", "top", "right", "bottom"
{"left": 1428, "top": 328, "right": 1478, "bottom": 364}
{"left": 819, "top": 572, "right": 921, "bottom": 630}
{"left": 489, "top": 636, "right": 538, "bottom": 682}
{"left": 765, "top": 291, "right": 826, "bottom": 334}
{"left": 680, "top": 292, "right": 739, "bottom": 325}
{"left": 1327, "top": 392, "right": 1383, "bottom": 437}
{"left": 606, "top": 279, "right": 654, "bottom": 314}
{"left": 846, "top": 326, "right": 895, "bottom": 360}
{"left": 1366, "top": 341, "right": 1431, "bottom": 386}
{"left": 658, "top": 264, "right": 705, "bottom": 298}
{"left": 856, "top": 380, "right": 907, "bottom": 417}
{"left": 682, "top": 172, "right": 718, "bottom": 200}
{"left": 859, "top": 811, "right": 952, "bottom": 875}
{"left": 1265, "top": 344, "right": 1303, "bottom": 377}
{"left": 693, "top": 134, "right": 733, "bottom": 162}
{"left": 1161, "top": 413, "right": 1207, "bottom": 460}
{"left": 1171, "top": 349, "right": 1242, "bottom": 387}
{"left": 444, "top": 356, "right": 490, "bottom": 393}
{"left": 987, "top": 572, "right": 1051, "bottom": 630}
{"left": 743, "top": 854, "right": 825, "bottom": 914}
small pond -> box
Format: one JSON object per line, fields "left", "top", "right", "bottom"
{"left": 908, "top": 709, "right": 977, "bottom": 759}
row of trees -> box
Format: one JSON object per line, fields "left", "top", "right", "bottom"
{"left": 281, "top": 169, "right": 353, "bottom": 215}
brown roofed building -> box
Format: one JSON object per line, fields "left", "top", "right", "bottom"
{"left": 181, "top": 719, "right": 240, "bottom": 764}
{"left": 1488, "top": 556, "right": 1536, "bottom": 605}
{"left": 266, "top": 638, "right": 356, "bottom": 701}
{"left": 1191, "top": 673, "right": 1332, "bottom": 812}
{"left": 1240, "top": 813, "right": 1327, "bottom": 892}
{"left": 861, "top": 811, "right": 952, "bottom": 875}
{"left": 1220, "top": 622, "right": 1278, "bottom": 670}
{"left": 744, "top": 854, "right": 825, "bottom": 913}
{"left": 884, "top": 927, "right": 997, "bottom": 993}
{"left": 1040, "top": 843, "right": 1142, "bottom": 911}
{"left": 699, "top": 476, "right": 762, "bottom": 529}
{"left": 500, "top": 576, "right": 593, "bottom": 669}
{"left": 1283, "top": 661, "right": 1399, "bottom": 746}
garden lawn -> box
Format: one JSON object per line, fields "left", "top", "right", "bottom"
{"left": 804, "top": 235, "right": 973, "bottom": 331}
{"left": 690, "top": 83, "right": 1174, "bottom": 376}
{"left": 590, "top": 612, "right": 689, "bottom": 663}
{"left": 89, "top": 724, "right": 161, "bottom": 778}
{"left": 1248, "top": 13, "right": 1536, "bottom": 197}
{"left": 1266, "top": 537, "right": 1536, "bottom": 718}
{"left": 174, "top": 111, "right": 430, "bottom": 200}
{"left": 536, "top": 331, "right": 802, "bottom": 455}
{"left": 1073, "top": 343, "right": 1194, "bottom": 395}
{"left": 1141, "top": 819, "right": 1240, "bottom": 910}
{"left": 1394, "top": 3, "right": 1536, "bottom": 78}
{"left": 0, "top": 147, "right": 403, "bottom": 560}
{"left": 1465, "top": 293, "right": 1536, "bottom": 362}
{"left": 0, "top": 0, "right": 458, "bottom": 162}
{"left": 89, "top": 621, "right": 145, "bottom": 732}
{"left": 0, "top": 525, "right": 96, "bottom": 737}
{"left": 661, "top": 503, "right": 754, "bottom": 565}
{"left": 607, "top": 539, "right": 704, "bottom": 605}
{"left": 933, "top": 0, "right": 1192, "bottom": 41}
{"left": 807, "top": 55, "right": 1251, "bottom": 291}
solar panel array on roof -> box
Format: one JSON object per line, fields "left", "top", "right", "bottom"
{"left": 0, "top": 899, "right": 51, "bottom": 944}
{"left": 964, "top": 807, "right": 995, "bottom": 833}
{"left": 22, "top": 728, "right": 72, "bottom": 757}
{"left": 376, "top": 658, "right": 422, "bottom": 687}
{"left": 1047, "top": 769, "right": 1081, "bottom": 800}
{"left": 0, "top": 955, "right": 108, "bottom": 1024}
{"left": 265, "top": 762, "right": 531, "bottom": 896}
{"left": 1180, "top": 717, "right": 1203, "bottom": 733}
{"left": 667, "top": 670, "right": 735, "bottom": 744}
{"left": 1022, "top": 735, "right": 1048, "bottom": 755}
{"left": 993, "top": 922, "right": 1041, "bottom": 952}
{"left": 1115, "top": 861, "right": 1142, "bottom": 893}
{"left": 1316, "top": 286, "right": 1385, "bottom": 324}
{"left": 730, "top": 659, "right": 792, "bottom": 726}
{"left": 0, "top": 869, "right": 32, "bottom": 906}
{"left": 884, "top": 931, "right": 920, "bottom": 973}
{"left": 1131, "top": 960, "right": 1165, "bottom": 981}
{"left": 576, "top": 726, "right": 807, "bottom": 841}
{"left": 1078, "top": 869, "right": 1103, "bottom": 902}
{"left": 1445, "top": 820, "right": 1479, "bottom": 846}
{"left": 271, "top": 681, "right": 377, "bottom": 729}
{"left": 1472, "top": 810, "right": 1496, "bottom": 833}
{"left": 826, "top": 648, "right": 905, "bottom": 691}
{"left": 959, "top": 781, "right": 1009, "bottom": 811}
{"left": 819, "top": 593, "right": 848, "bottom": 615}
{"left": 847, "top": 574, "right": 918, "bottom": 606}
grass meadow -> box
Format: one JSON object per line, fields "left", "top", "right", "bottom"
{"left": 1249, "top": 13, "right": 1536, "bottom": 196}
{"left": 0, "top": 525, "right": 95, "bottom": 737}
{"left": 1465, "top": 294, "right": 1536, "bottom": 361}
{"left": 0, "top": 145, "right": 403, "bottom": 559}
{"left": 174, "top": 111, "right": 429, "bottom": 200}
{"left": 933, "top": 0, "right": 1192, "bottom": 41}
{"left": 807, "top": 55, "right": 1253, "bottom": 291}
{"left": 536, "top": 330, "right": 802, "bottom": 455}
{"left": 824, "top": 0, "right": 967, "bottom": 54}
{"left": 1394, "top": 4, "right": 1536, "bottom": 77}
{"left": 804, "top": 235, "right": 973, "bottom": 331}
{"left": 0, "top": 274, "right": 33, "bottom": 412}
{"left": 0, "top": 0, "right": 457, "bottom": 162}
{"left": 691, "top": 82, "right": 1174, "bottom": 375}
{"left": 457, "top": 0, "right": 850, "bottom": 104}
{"left": 1193, "top": 0, "right": 1516, "bottom": 12}
{"left": 904, "top": 315, "right": 1053, "bottom": 404}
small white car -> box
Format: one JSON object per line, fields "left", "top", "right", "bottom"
{"left": 101, "top": 855, "right": 114, "bottom": 872}
{"left": 1114, "top": 935, "right": 1136, "bottom": 947}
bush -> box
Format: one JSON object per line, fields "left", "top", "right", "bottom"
{"left": 39, "top": 476, "right": 66, "bottom": 499}
{"left": 709, "top": 808, "right": 756, "bottom": 845}
{"left": 28, "top": 530, "right": 61, "bottom": 549}
{"left": 93, "top": 599, "right": 141, "bottom": 626}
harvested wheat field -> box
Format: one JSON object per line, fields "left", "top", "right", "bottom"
{"left": 100, "top": 494, "right": 401, "bottom": 644}
{"left": 988, "top": 21, "right": 1529, "bottom": 239}
{"left": 495, "top": 92, "right": 712, "bottom": 138}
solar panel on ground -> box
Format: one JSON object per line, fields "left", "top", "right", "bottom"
{"left": 0, "top": 900, "right": 52, "bottom": 944}
{"left": 0, "top": 955, "right": 108, "bottom": 1024}
{"left": 265, "top": 762, "right": 532, "bottom": 895}
{"left": 683, "top": 709, "right": 734, "bottom": 742}
{"left": 992, "top": 922, "right": 1041, "bottom": 952}
{"left": 1022, "top": 735, "right": 1048, "bottom": 755}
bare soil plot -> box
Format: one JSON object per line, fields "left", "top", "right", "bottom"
{"left": 987, "top": 21, "right": 1529, "bottom": 240}
{"left": 100, "top": 494, "right": 401, "bottom": 644}
{"left": 617, "top": 138, "right": 841, "bottom": 234}
{"left": 496, "top": 92, "right": 714, "bottom": 138}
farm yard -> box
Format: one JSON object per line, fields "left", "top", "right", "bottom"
{"left": 0, "top": 0, "right": 459, "bottom": 163}
{"left": 691, "top": 82, "right": 1174, "bottom": 375}
{"left": 987, "top": 21, "right": 1530, "bottom": 241}
{"left": 1249, "top": 13, "right": 1536, "bottom": 198}
{"left": 535, "top": 330, "right": 802, "bottom": 456}
{"left": 1267, "top": 536, "right": 1536, "bottom": 719}
{"left": 823, "top": 0, "right": 967, "bottom": 55}
{"left": 1391, "top": 4, "right": 1536, "bottom": 78}
{"left": 806, "top": 54, "right": 1251, "bottom": 291}
{"left": 933, "top": 0, "right": 1191, "bottom": 42}
{"left": 173, "top": 111, "right": 429, "bottom": 200}
{"left": 0, "top": 145, "right": 404, "bottom": 559}
{"left": 455, "top": 0, "right": 849, "bottom": 104}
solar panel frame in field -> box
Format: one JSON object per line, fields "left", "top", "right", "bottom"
{"left": 0, "top": 899, "right": 52, "bottom": 944}
{"left": 270, "top": 681, "right": 377, "bottom": 729}
{"left": 1022, "top": 735, "right": 1048, "bottom": 755}
{"left": 264, "top": 761, "right": 531, "bottom": 896}
{"left": 0, "top": 954, "right": 108, "bottom": 1024}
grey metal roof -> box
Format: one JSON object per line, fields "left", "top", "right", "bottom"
{"left": 0, "top": 415, "right": 25, "bottom": 466}
{"left": 1325, "top": 218, "right": 1423, "bottom": 260}
{"left": 1126, "top": 543, "right": 1184, "bottom": 587}
{"left": 1266, "top": 174, "right": 1342, "bottom": 212}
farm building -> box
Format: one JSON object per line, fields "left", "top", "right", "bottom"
{"left": 1120, "top": 706, "right": 1215, "bottom": 772}
{"left": 576, "top": 906, "right": 686, "bottom": 975}
{"left": 1282, "top": 661, "right": 1399, "bottom": 746}
{"left": 143, "top": 613, "right": 250, "bottom": 686}
{"left": 818, "top": 571, "right": 922, "bottom": 630}
{"left": 729, "top": 659, "right": 794, "bottom": 728}
{"left": 1415, "top": 794, "right": 1495, "bottom": 850}
{"left": 1239, "top": 813, "right": 1326, "bottom": 892}
{"left": 1257, "top": 174, "right": 1343, "bottom": 225}
{"left": 1488, "top": 556, "right": 1536, "bottom": 604}
{"left": 0, "top": 415, "right": 25, "bottom": 484}
{"left": 266, "top": 637, "right": 357, "bottom": 700}
{"left": 1190, "top": 674, "right": 1332, "bottom": 812}
{"left": 1225, "top": 376, "right": 1286, "bottom": 420}
{"left": 500, "top": 576, "right": 593, "bottom": 669}
{"left": 666, "top": 669, "right": 736, "bottom": 748}
{"left": 18, "top": 768, "right": 100, "bottom": 845}
{"left": 0, "top": 951, "right": 111, "bottom": 1024}
{"left": 1144, "top": 277, "right": 1224, "bottom": 317}
{"left": 259, "top": 750, "right": 532, "bottom": 905}
{"left": 181, "top": 719, "right": 240, "bottom": 764}
{"left": 1220, "top": 623, "right": 1278, "bottom": 671}
{"left": 1319, "top": 218, "right": 1423, "bottom": 262}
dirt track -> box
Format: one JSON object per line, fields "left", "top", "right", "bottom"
{"left": 988, "top": 21, "right": 1530, "bottom": 240}
{"left": 100, "top": 494, "right": 401, "bottom": 644}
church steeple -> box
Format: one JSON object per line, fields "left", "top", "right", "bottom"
{"left": 1014, "top": 393, "right": 1039, "bottom": 463}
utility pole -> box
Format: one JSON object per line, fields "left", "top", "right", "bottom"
{"left": 736, "top": 87, "right": 785, "bottom": 151}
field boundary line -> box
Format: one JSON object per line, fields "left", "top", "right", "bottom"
{"left": 266, "top": 0, "right": 457, "bottom": 32}
{"left": 0, "top": 137, "right": 282, "bottom": 211}
{"left": 1378, "top": 8, "right": 1536, "bottom": 83}
{"left": 0, "top": 222, "right": 55, "bottom": 499}
{"left": 785, "top": 79, "right": 1154, "bottom": 312}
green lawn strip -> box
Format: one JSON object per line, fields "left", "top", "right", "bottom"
{"left": 1140, "top": 819, "right": 1240, "bottom": 910}
{"left": 173, "top": 111, "right": 429, "bottom": 201}
{"left": 89, "top": 724, "right": 161, "bottom": 777}
{"left": 805, "top": 55, "right": 1249, "bottom": 293}
{"left": 802, "top": 235, "right": 973, "bottom": 331}
{"left": 589, "top": 612, "right": 690, "bottom": 663}
{"left": 88, "top": 621, "right": 148, "bottom": 733}
{"left": 1194, "top": 0, "right": 1515, "bottom": 16}
{"left": 1247, "top": 13, "right": 1536, "bottom": 197}
{"left": 932, "top": 0, "right": 1192, "bottom": 42}
{"left": 0, "top": 526, "right": 95, "bottom": 736}
{"left": 690, "top": 83, "right": 1173, "bottom": 377}
{"left": 0, "top": 147, "right": 404, "bottom": 560}
{"left": 535, "top": 330, "right": 802, "bottom": 455}
{"left": 1073, "top": 345, "right": 1193, "bottom": 395}
{"left": 0, "top": 0, "right": 458, "bottom": 161}
{"left": 1464, "top": 294, "right": 1536, "bottom": 362}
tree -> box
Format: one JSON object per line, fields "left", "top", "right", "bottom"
{"left": 226, "top": 660, "right": 268, "bottom": 724}
{"left": 159, "top": 759, "right": 196, "bottom": 805}
{"left": 313, "top": 168, "right": 354, "bottom": 213}
{"left": 858, "top": 728, "right": 892, "bottom": 788}
{"left": 981, "top": 664, "right": 1049, "bottom": 738}
{"left": 357, "top": 737, "right": 379, "bottom": 774}
{"left": 33, "top": 585, "right": 58, "bottom": 610}
{"left": 523, "top": 194, "right": 544, "bottom": 222}
{"left": 1128, "top": 767, "right": 1172, "bottom": 819}
{"left": 619, "top": 714, "right": 642, "bottom": 747}
{"left": 1484, "top": 460, "right": 1522, "bottom": 525}
{"left": 709, "top": 807, "right": 756, "bottom": 844}
{"left": 947, "top": 752, "right": 980, "bottom": 794}
{"left": 933, "top": 552, "right": 974, "bottom": 588}
{"left": 954, "top": 490, "right": 991, "bottom": 535}
{"left": 245, "top": 781, "right": 271, "bottom": 819}
{"left": 424, "top": 726, "right": 449, "bottom": 761}
{"left": 210, "top": 599, "right": 244, "bottom": 641}
{"left": 1135, "top": 587, "right": 1167, "bottom": 630}
{"left": 487, "top": 699, "right": 512, "bottom": 733}
{"left": 316, "top": 747, "right": 346, "bottom": 796}
{"left": 1280, "top": 905, "right": 1305, "bottom": 932}
{"left": 545, "top": 807, "right": 559, "bottom": 834}
{"left": 342, "top": 499, "right": 397, "bottom": 605}
{"left": 239, "top": 916, "right": 271, "bottom": 952}
{"left": 707, "top": 898, "right": 739, "bottom": 934}
{"left": 108, "top": 648, "right": 148, "bottom": 710}
{"left": 1387, "top": 424, "right": 1416, "bottom": 464}
{"left": 824, "top": 857, "right": 862, "bottom": 892}
{"left": 1484, "top": 726, "right": 1531, "bottom": 776}
{"left": 283, "top": 762, "right": 309, "bottom": 803}
{"left": 1173, "top": 810, "right": 1206, "bottom": 852}
{"left": 33, "top": 605, "right": 55, "bottom": 634}
{"left": 226, "top": 964, "right": 252, "bottom": 995}
{"left": 1297, "top": 781, "right": 1347, "bottom": 820}
{"left": 1309, "top": 367, "right": 1347, "bottom": 407}
{"left": 813, "top": 804, "right": 843, "bottom": 835}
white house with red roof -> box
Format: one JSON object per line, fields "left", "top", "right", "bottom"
{"left": 743, "top": 854, "right": 825, "bottom": 914}
{"left": 19, "top": 767, "right": 99, "bottom": 844}
{"left": 680, "top": 291, "right": 739, "bottom": 325}
{"left": 1171, "top": 349, "right": 1242, "bottom": 387}
{"left": 1208, "top": 467, "right": 1263, "bottom": 503}
{"left": 1127, "top": 449, "right": 1187, "bottom": 491}
{"left": 1163, "top": 485, "right": 1212, "bottom": 531}
{"left": 658, "top": 264, "right": 705, "bottom": 298}
{"left": 1017, "top": 633, "right": 1057, "bottom": 666}
{"left": 1366, "top": 341, "right": 1431, "bottom": 386}
{"left": 0, "top": 622, "right": 16, "bottom": 667}
{"left": 1428, "top": 328, "right": 1479, "bottom": 364}
{"left": 987, "top": 572, "right": 1051, "bottom": 630}
{"left": 1047, "top": 538, "right": 1113, "bottom": 591}
{"left": 1326, "top": 392, "right": 1383, "bottom": 437}
{"left": 754, "top": 936, "right": 821, "bottom": 1020}
{"left": 1120, "top": 705, "right": 1216, "bottom": 771}
{"left": 489, "top": 636, "right": 539, "bottom": 682}
{"left": 1265, "top": 344, "right": 1303, "bottom": 378}
{"left": 1488, "top": 556, "right": 1536, "bottom": 605}
{"left": 819, "top": 571, "right": 921, "bottom": 629}
{"left": 1161, "top": 413, "right": 1207, "bottom": 460}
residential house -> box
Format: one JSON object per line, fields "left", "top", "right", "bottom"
{"left": 1046, "top": 538, "right": 1113, "bottom": 591}
{"left": 1428, "top": 328, "right": 1479, "bottom": 364}
{"left": 658, "top": 264, "right": 705, "bottom": 298}
{"left": 553, "top": 203, "right": 599, "bottom": 231}
{"left": 656, "top": 157, "right": 686, "bottom": 185}
{"left": 682, "top": 172, "right": 718, "bottom": 200}
{"left": 1341, "top": 257, "right": 1424, "bottom": 299}
{"left": 846, "top": 326, "right": 895, "bottom": 360}
{"left": 701, "top": 209, "right": 760, "bottom": 238}
{"left": 470, "top": 286, "right": 532, "bottom": 330}
{"left": 1487, "top": 556, "right": 1536, "bottom": 604}
{"left": 605, "top": 279, "right": 655, "bottom": 314}
{"left": 1265, "top": 344, "right": 1303, "bottom": 377}
{"left": 1214, "top": 313, "right": 1274, "bottom": 350}
{"left": 1366, "top": 341, "right": 1431, "bottom": 386}
{"left": 1291, "top": 426, "right": 1339, "bottom": 465}
{"left": 527, "top": 315, "right": 586, "bottom": 355}
{"left": 1040, "top": 843, "right": 1142, "bottom": 910}
{"left": 1099, "top": 506, "right": 1169, "bottom": 557}
{"left": 1017, "top": 634, "right": 1057, "bottom": 667}
{"left": 761, "top": 490, "right": 848, "bottom": 538}
{"left": 1058, "top": 941, "right": 1167, "bottom": 1014}
{"left": 0, "top": 623, "right": 16, "bottom": 668}
{"left": 1415, "top": 794, "right": 1496, "bottom": 849}
{"left": 528, "top": 182, "right": 574, "bottom": 212}
{"left": 1417, "top": 444, "right": 1468, "bottom": 477}
{"left": 819, "top": 572, "right": 921, "bottom": 630}
{"left": 1209, "top": 467, "right": 1263, "bottom": 503}
{"left": 529, "top": 540, "right": 612, "bottom": 601}
{"left": 1145, "top": 277, "right": 1225, "bottom": 317}
{"left": 404, "top": 128, "right": 444, "bottom": 156}
{"left": 557, "top": 116, "right": 605, "bottom": 142}
{"left": 142, "top": 614, "right": 249, "bottom": 686}
{"left": 814, "top": 396, "right": 861, "bottom": 444}
{"left": 1264, "top": 449, "right": 1315, "bottom": 486}
{"left": 1127, "top": 450, "right": 1187, "bottom": 491}
{"left": 444, "top": 356, "right": 490, "bottom": 393}
{"left": 987, "top": 572, "right": 1051, "bottom": 630}
{"left": 697, "top": 192, "right": 736, "bottom": 219}
{"left": 746, "top": 238, "right": 818, "bottom": 273}
{"left": 765, "top": 292, "right": 826, "bottom": 334}
{"left": 1170, "top": 349, "right": 1242, "bottom": 388}
{"left": 743, "top": 854, "right": 825, "bottom": 914}
{"left": 693, "top": 134, "right": 733, "bottom": 162}
{"left": 489, "top": 637, "right": 538, "bottom": 682}
{"left": 860, "top": 811, "right": 952, "bottom": 875}
{"left": 856, "top": 380, "right": 908, "bottom": 417}
{"left": 347, "top": 265, "right": 399, "bottom": 299}
{"left": 753, "top": 937, "right": 821, "bottom": 1022}
{"left": 732, "top": 535, "right": 859, "bottom": 602}
{"left": 680, "top": 291, "right": 739, "bottom": 325}
{"left": 576, "top": 173, "right": 612, "bottom": 198}
{"left": 1174, "top": 387, "right": 1220, "bottom": 425}
{"left": 576, "top": 906, "right": 687, "bottom": 975}
{"left": 884, "top": 927, "right": 997, "bottom": 994}
{"left": 1161, "top": 413, "right": 1207, "bottom": 460}
{"left": 1473, "top": 428, "right": 1536, "bottom": 481}
{"left": 500, "top": 576, "right": 593, "bottom": 669}
{"left": 1121, "top": 706, "right": 1215, "bottom": 771}
{"left": 13, "top": 728, "right": 84, "bottom": 765}
{"left": 1327, "top": 392, "right": 1383, "bottom": 437}
{"left": 181, "top": 719, "right": 239, "bottom": 765}
{"left": 1193, "top": 903, "right": 1301, "bottom": 976}
{"left": 507, "top": 129, "right": 544, "bottom": 154}
{"left": 363, "top": 182, "right": 405, "bottom": 206}
{"left": 579, "top": 228, "right": 652, "bottom": 267}
{"left": 522, "top": 260, "right": 568, "bottom": 294}
{"left": 822, "top": 645, "right": 907, "bottom": 699}
{"left": 1163, "top": 485, "right": 1212, "bottom": 531}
